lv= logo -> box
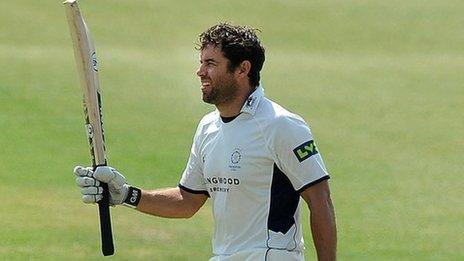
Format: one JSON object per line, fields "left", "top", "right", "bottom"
{"left": 293, "top": 140, "right": 318, "bottom": 162}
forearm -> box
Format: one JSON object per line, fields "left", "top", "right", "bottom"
{"left": 136, "top": 187, "right": 206, "bottom": 218}
{"left": 309, "top": 197, "right": 337, "bottom": 261}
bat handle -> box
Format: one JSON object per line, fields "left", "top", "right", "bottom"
{"left": 98, "top": 182, "right": 114, "bottom": 256}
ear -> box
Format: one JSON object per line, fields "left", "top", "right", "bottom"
{"left": 235, "top": 60, "right": 251, "bottom": 79}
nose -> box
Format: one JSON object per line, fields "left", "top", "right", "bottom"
{"left": 196, "top": 64, "right": 205, "bottom": 77}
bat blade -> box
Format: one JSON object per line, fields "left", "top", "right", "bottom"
{"left": 64, "top": 0, "right": 114, "bottom": 256}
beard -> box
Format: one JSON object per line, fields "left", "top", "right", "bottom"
{"left": 202, "top": 74, "right": 239, "bottom": 106}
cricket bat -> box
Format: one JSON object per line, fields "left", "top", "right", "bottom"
{"left": 64, "top": 0, "right": 114, "bottom": 256}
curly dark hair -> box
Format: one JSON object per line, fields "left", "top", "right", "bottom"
{"left": 198, "top": 23, "right": 265, "bottom": 88}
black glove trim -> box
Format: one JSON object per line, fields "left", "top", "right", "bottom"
{"left": 123, "top": 186, "right": 142, "bottom": 208}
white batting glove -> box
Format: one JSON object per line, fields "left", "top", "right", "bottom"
{"left": 74, "top": 166, "right": 141, "bottom": 207}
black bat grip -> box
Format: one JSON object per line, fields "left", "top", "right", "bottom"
{"left": 98, "top": 182, "right": 114, "bottom": 256}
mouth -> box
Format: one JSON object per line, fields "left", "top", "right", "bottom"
{"left": 201, "top": 81, "right": 211, "bottom": 90}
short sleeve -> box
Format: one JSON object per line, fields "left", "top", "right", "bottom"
{"left": 178, "top": 123, "right": 209, "bottom": 196}
{"left": 271, "top": 115, "right": 330, "bottom": 193}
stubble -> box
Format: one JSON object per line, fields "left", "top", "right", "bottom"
{"left": 203, "top": 74, "right": 239, "bottom": 106}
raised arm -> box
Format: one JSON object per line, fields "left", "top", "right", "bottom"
{"left": 74, "top": 166, "right": 208, "bottom": 219}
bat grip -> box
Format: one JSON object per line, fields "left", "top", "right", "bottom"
{"left": 98, "top": 182, "right": 114, "bottom": 256}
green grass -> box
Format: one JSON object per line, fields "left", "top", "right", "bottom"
{"left": 1, "top": 0, "right": 463, "bottom": 259}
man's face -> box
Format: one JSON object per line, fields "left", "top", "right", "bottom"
{"left": 196, "top": 45, "right": 238, "bottom": 105}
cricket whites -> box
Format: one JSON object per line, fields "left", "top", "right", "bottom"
{"left": 64, "top": 0, "right": 114, "bottom": 256}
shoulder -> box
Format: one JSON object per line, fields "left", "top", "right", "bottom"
{"left": 256, "top": 99, "right": 316, "bottom": 159}
{"left": 256, "top": 98, "right": 310, "bottom": 132}
{"left": 193, "top": 110, "right": 219, "bottom": 139}
{"left": 198, "top": 110, "right": 219, "bottom": 127}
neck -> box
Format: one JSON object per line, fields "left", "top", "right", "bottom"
{"left": 216, "top": 95, "right": 246, "bottom": 117}
{"left": 217, "top": 85, "right": 255, "bottom": 117}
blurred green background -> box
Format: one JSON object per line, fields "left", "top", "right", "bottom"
{"left": 0, "top": 0, "right": 463, "bottom": 259}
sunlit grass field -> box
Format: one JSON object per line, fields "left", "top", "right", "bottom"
{"left": 1, "top": 0, "right": 463, "bottom": 259}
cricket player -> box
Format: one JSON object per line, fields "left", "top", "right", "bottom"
{"left": 74, "top": 23, "right": 337, "bottom": 260}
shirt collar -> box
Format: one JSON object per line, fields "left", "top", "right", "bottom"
{"left": 240, "top": 84, "right": 264, "bottom": 116}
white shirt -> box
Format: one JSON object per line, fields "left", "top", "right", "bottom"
{"left": 179, "top": 86, "right": 330, "bottom": 260}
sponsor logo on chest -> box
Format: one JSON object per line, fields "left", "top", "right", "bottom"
{"left": 204, "top": 176, "right": 240, "bottom": 193}
{"left": 203, "top": 148, "right": 244, "bottom": 194}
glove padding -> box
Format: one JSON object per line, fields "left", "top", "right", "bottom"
{"left": 74, "top": 166, "right": 130, "bottom": 206}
